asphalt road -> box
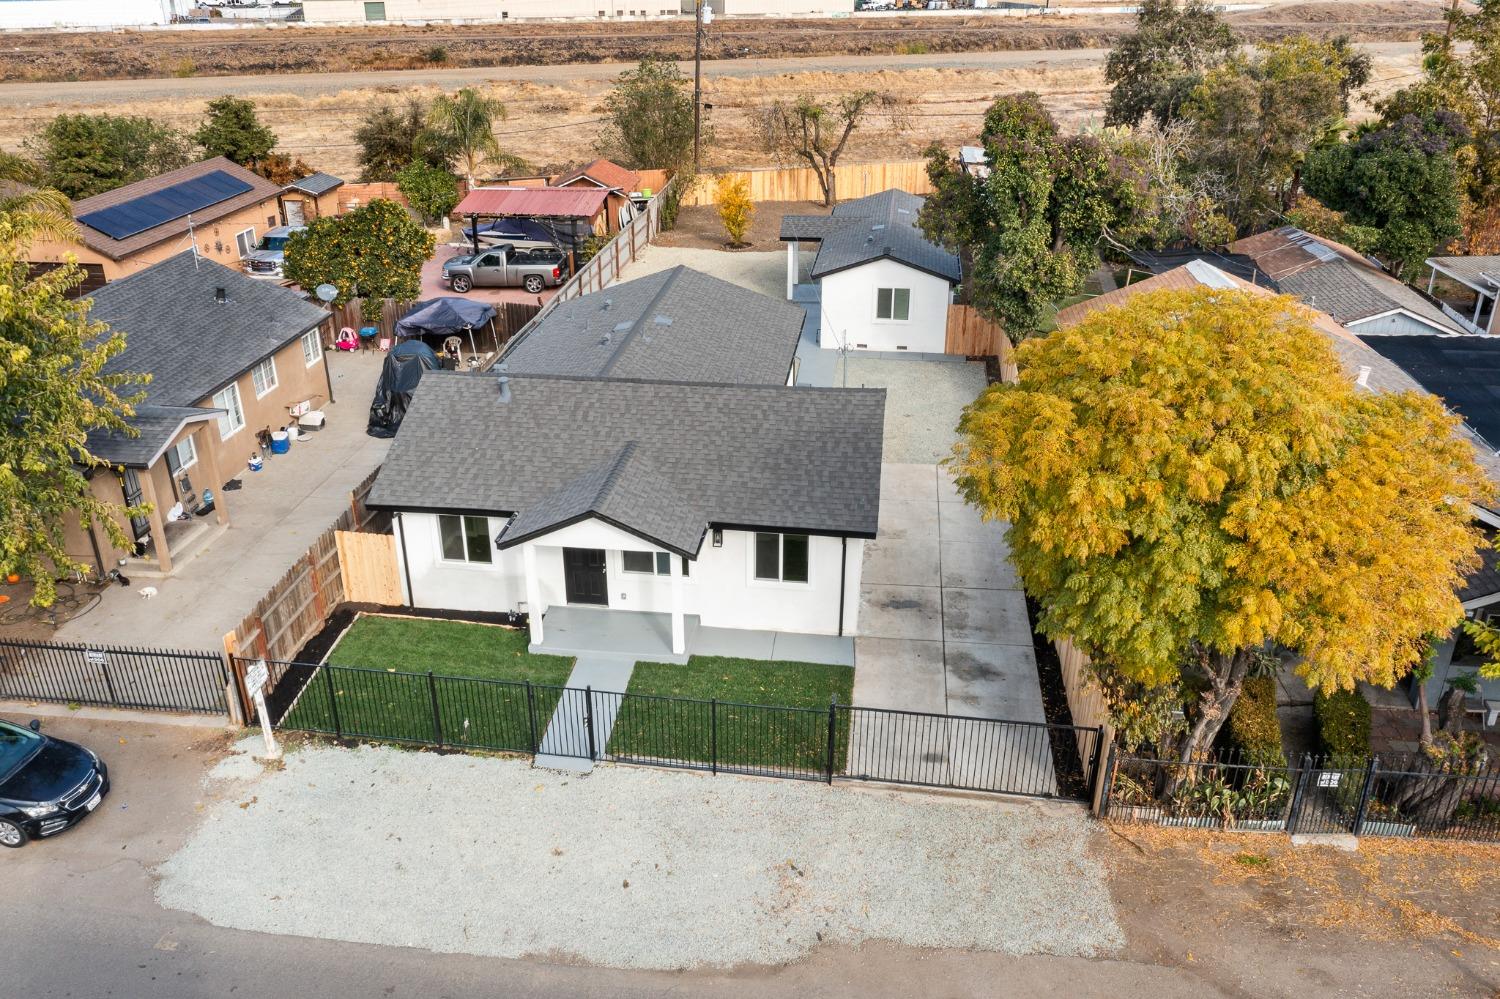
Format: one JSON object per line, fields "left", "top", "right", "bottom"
{"left": 0, "top": 41, "right": 1424, "bottom": 108}
{"left": 2, "top": 713, "right": 1215, "bottom": 999}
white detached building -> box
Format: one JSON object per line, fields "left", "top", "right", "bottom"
{"left": 365, "top": 268, "right": 884, "bottom": 658}
{"left": 781, "top": 189, "right": 961, "bottom": 354}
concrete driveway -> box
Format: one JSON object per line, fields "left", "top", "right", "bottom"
{"left": 55, "top": 350, "right": 392, "bottom": 651}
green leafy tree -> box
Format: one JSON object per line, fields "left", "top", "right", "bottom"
{"left": 758, "top": 91, "right": 906, "bottom": 207}
{"left": 27, "top": 113, "right": 194, "bottom": 199}
{"left": 427, "top": 88, "right": 510, "bottom": 186}
{"left": 192, "top": 95, "right": 276, "bottom": 169}
{"left": 1104, "top": 0, "right": 1237, "bottom": 128}
{"left": 919, "top": 94, "right": 1132, "bottom": 343}
{"left": 948, "top": 287, "right": 1491, "bottom": 763}
{"left": 0, "top": 185, "right": 148, "bottom": 605}
{"left": 354, "top": 98, "right": 451, "bottom": 183}
{"left": 598, "top": 58, "right": 700, "bottom": 172}
{"left": 1303, "top": 110, "right": 1468, "bottom": 279}
{"left": 1181, "top": 39, "right": 1349, "bottom": 231}
{"left": 395, "top": 160, "right": 460, "bottom": 226}
{"left": 1102, "top": 119, "right": 1234, "bottom": 250}
{"left": 282, "top": 199, "right": 434, "bottom": 309}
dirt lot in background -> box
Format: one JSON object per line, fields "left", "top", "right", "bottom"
{"left": 0, "top": 1, "right": 1448, "bottom": 84}
{"left": 1102, "top": 822, "right": 1500, "bottom": 997}
{"left": 656, "top": 201, "right": 829, "bottom": 252}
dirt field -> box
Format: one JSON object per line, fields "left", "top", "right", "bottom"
{"left": 1102, "top": 823, "right": 1500, "bottom": 997}
{"left": 0, "top": 2, "right": 1448, "bottom": 84}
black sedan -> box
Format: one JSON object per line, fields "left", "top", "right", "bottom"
{"left": 0, "top": 717, "right": 108, "bottom": 847}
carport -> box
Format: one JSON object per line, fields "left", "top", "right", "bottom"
{"left": 453, "top": 187, "right": 612, "bottom": 266}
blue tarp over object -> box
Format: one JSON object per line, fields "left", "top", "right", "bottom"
{"left": 394, "top": 297, "right": 499, "bottom": 340}
{"left": 367, "top": 339, "right": 442, "bottom": 438}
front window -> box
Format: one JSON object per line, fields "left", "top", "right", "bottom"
{"left": 251, "top": 357, "right": 278, "bottom": 398}
{"left": 623, "top": 551, "right": 674, "bottom": 575}
{"left": 876, "top": 287, "right": 911, "bottom": 321}
{"left": 235, "top": 227, "right": 257, "bottom": 259}
{"left": 168, "top": 435, "right": 197, "bottom": 472}
{"left": 0, "top": 720, "right": 43, "bottom": 784}
{"left": 754, "top": 533, "right": 809, "bottom": 583}
{"left": 364, "top": 1, "right": 386, "bottom": 18}
{"left": 439, "top": 514, "right": 492, "bottom": 564}
{"left": 301, "top": 329, "right": 323, "bottom": 367}
{"left": 213, "top": 384, "right": 244, "bottom": 440}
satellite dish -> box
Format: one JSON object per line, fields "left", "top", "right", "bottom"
{"left": 314, "top": 283, "right": 339, "bottom": 303}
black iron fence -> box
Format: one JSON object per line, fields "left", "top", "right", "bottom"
{"left": 0, "top": 639, "right": 229, "bottom": 714}
{"left": 260, "top": 660, "right": 1102, "bottom": 801}
{"left": 1103, "top": 748, "right": 1500, "bottom": 843}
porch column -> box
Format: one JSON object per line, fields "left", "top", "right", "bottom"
{"left": 1475, "top": 296, "right": 1486, "bottom": 329}
{"left": 196, "top": 426, "right": 229, "bottom": 527}
{"left": 670, "top": 555, "right": 685, "bottom": 655}
{"left": 786, "top": 241, "right": 797, "bottom": 300}
{"left": 136, "top": 466, "right": 172, "bottom": 575}
{"left": 522, "top": 543, "right": 543, "bottom": 645}
{"left": 1428, "top": 268, "right": 1437, "bottom": 294}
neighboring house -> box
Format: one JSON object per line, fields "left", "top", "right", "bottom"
{"left": 1057, "top": 259, "right": 1500, "bottom": 717}
{"left": 1424, "top": 254, "right": 1500, "bottom": 335}
{"left": 1229, "top": 227, "right": 1463, "bottom": 337}
{"left": 66, "top": 252, "right": 333, "bottom": 576}
{"left": 365, "top": 373, "right": 883, "bottom": 654}
{"left": 500, "top": 265, "right": 805, "bottom": 385}
{"left": 281, "top": 172, "right": 345, "bottom": 226}
{"left": 551, "top": 159, "right": 650, "bottom": 232}
{"left": 780, "top": 189, "right": 961, "bottom": 354}
{"left": 24, "top": 157, "right": 287, "bottom": 285}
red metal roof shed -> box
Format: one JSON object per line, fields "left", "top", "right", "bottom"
{"left": 455, "top": 187, "right": 611, "bottom": 218}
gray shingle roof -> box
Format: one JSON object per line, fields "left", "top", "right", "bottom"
{"left": 287, "top": 172, "right": 344, "bottom": 196}
{"left": 1428, "top": 255, "right": 1500, "bottom": 291}
{"left": 497, "top": 441, "right": 709, "bottom": 556}
{"left": 85, "top": 405, "right": 221, "bottom": 468}
{"left": 367, "top": 372, "right": 886, "bottom": 544}
{"left": 501, "top": 266, "right": 803, "bottom": 385}
{"left": 89, "top": 251, "right": 329, "bottom": 407}
{"left": 1278, "top": 259, "right": 1461, "bottom": 334}
{"left": 1459, "top": 528, "right": 1500, "bottom": 603}
{"left": 780, "top": 189, "right": 962, "bottom": 284}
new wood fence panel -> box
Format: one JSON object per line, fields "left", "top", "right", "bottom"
{"left": 336, "top": 531, "right": 403, "bottom": 605}
{"left": 679, "top": 160, "right": 932, "bottom": 207}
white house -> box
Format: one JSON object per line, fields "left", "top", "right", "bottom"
{"left": 780, "top": 189, "right": 962, "bottom": 354}
{"left": 1425, "top": 254, "right": 1500, "bottom": 335}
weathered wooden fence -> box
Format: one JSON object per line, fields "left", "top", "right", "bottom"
{"left": 329, "top": 299, "right": 542, "bottom": 350}
{"left": 336, "top": 530, "right": 402, "bottom": 605}
{"left": 1054, "top": 638, "right": 1117, "bottom": 811}
{"left": 678, "top": 160, "right": 931, "bottom": 207}
{"left": 945, "top": 304, "right": 1017, "bottom": 377}
{"left": 224, "top": 467, "right": 389, "bottom": 668}
{"left": 336, "top": 182, "right": 408, "bottom": 214}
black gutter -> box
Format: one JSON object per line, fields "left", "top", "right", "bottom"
{"left": 838, "top": 536, "right": 847, "bottom": 637}
{"left": 396, "top": 512, "right": 415, "bottom": 607}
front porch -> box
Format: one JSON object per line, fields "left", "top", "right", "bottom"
{"left": 531, "top": 606, "right": 854, "bottom": 668}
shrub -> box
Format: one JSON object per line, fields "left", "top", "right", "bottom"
{"left": 715, "top": 174, "right": 754, "bottom": 247}
{"left": 1226, "top": 676, "right": 1286, "bottom": 767}
{"left": 1314, "top": 687, "right": 1372, "bottom": 759}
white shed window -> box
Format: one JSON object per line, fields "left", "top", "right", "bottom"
{"left": 754, "top": 533, "right": 809, "bottom": 583}
{"left": 251, "top": 357, "right": 278, "bottom": 399}
{"left": 438, "top": 515, "right": 492, "bottom": 564}
{"left": 876, "top": 287, "right": 910, "bottom": 321}
{"left": 213, "top": 383, "right": 244, "bottom": 440}
{"left": 301, "top": 329, "right": 323, "bottom": 367}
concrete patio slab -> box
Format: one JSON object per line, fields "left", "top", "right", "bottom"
{"left": 857, "top": 584, "right": 943, "bottom": 642}
{"left": 769, "top": 631, "right": 855, "bottom": 667}
{"left": 536, "top": 605, "right": 854, "bottom": 668}
{"left": 938, "top": 499, "right": 991, "bottom": 537}
{"left": 879, "top": 462, "right": 939, "bottom": 503}
{"left": 940, "top": 540, "right": 1021, "bottom": 591}
{"left": 944, "top": 642, "right": 1044, "bottom": 718}
{"left": 861, "top": 536, "right": 941, "bottom": 588}
{"left": 875, "top": 500, "right": 939, "bottom": 542}
{"left": 850, "top": 638, "right": 947, "bottom": 715}
{"left": 938, "top": 465, "right": 966, "bottom": 504}
{"left": 941, "top": 588, "right": 1033, "bottom": 646}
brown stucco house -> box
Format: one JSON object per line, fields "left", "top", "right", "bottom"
{"left": 67, "top": 251, "right": 334, "bottom": 576}
{"left": 280, "top": 172, "right": 345, "bottom": 226}
{"left": 25, "top": 157, "right": 287, "bottom": 287}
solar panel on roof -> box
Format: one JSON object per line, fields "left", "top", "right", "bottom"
{"left": 77, "top": 170, "right": 255, "bottom": 241}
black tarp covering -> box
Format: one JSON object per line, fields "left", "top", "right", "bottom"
{"left": 367, "top": 339, "right": 441, "bottom": 438}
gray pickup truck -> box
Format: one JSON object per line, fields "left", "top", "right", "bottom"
{"left": 441, "top": 244, "right": 568, "bottom": 295}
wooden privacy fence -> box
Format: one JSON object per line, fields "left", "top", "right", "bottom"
{"left": 678, "top": 160, "right": 931, "bottom": 207}
{"left": 328, "top": 299, "right": 542, "bottom": 350}
{"left": 1054, "top": 638, "right": 1117, "bottom": 812}
{"left": 336, "top": 531, "right": 402, "bottom": 605}
{"left": 224, "top": 466, "right": 390, "bottom": 669}
{"left": 945, "top": 304, "right": 1016, "bottom": 376}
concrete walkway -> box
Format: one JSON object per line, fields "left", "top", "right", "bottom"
{"left": 534, "top": 605, "right": 853, "bottom": 667}
{"left": 853, "top": 462, "right": 1054, "bottom": 794}
{"left": 535, "top": 654, "right": 636, "bottom": 772}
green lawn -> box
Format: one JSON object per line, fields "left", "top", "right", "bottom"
{"left": 281, "top": 615, "right": 574, "bottom": 751}
{"left": 607, "top": 656, "right": 855, "bottom": 774}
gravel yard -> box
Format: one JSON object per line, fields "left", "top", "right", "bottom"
{"left": 840, "top": 355, "right": 989, "bottom": 463}
{"left": 157, "top": 741, "right": 1121, "bottom": 971}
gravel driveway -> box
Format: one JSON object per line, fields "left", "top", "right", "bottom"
{"left": 157, "top": 742, "right": 1121, "bottom": 971}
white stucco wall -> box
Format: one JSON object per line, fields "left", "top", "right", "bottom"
{"left": 0, "top": 0, "right": 183, "bottom": 27}
{"left": 1346, "top": 310, "right": 1456, "bottom": 337}
{"left": 817, "top": 258, "right": 951, "bottom": 353}
{"left": 395, "top": 512, "right": 864, "bottom": 635}
{"left": 301, "top": 0, "right": 681, "bottom": 20}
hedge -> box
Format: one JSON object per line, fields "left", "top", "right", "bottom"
{"left": 1314, "top": 687, "right": 1372, "bottom": 759}
{"left": 1227, "top": 676, "right": 1287, "bottom": 767}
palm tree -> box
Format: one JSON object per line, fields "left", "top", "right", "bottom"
{"left": 0, "top": 151, "right": 76, "bottom": 248}
{"left": 426, "top": 89, "right": 507, "bottom": 187}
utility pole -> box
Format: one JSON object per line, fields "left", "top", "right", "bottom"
{"left": 693, "top": 0, "right": 705, "bottom": 174}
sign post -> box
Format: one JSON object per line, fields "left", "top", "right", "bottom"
{"left": 245, "top": 660, "right": 280, "bottom": 761}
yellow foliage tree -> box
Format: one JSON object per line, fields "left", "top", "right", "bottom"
{"left": 948, "top": 287, "right": 1493, "bottom": 761}
{"left": 715, "top": 174, "right": 754, "bottom": 247}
